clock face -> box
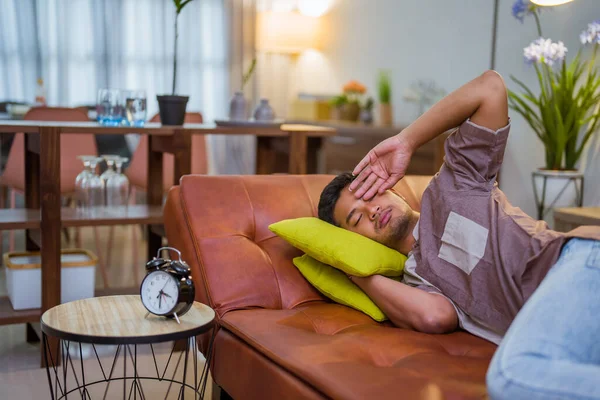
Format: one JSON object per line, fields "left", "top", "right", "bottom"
{"left": 141, "top": 271, "right": 179, "bottom": 315}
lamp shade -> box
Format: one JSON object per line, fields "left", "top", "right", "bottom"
{"left": 256, "top": 11, "right": 322, "bottom": 54}
{"left": 530, "top": 0, "right": 574, "bottom": 5}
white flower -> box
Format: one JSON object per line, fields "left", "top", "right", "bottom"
{"left": 523, "top": 38, "right": 567, "bottom": 67}
{"left": 580, "top": 20, "right": 600, "bottom": 45}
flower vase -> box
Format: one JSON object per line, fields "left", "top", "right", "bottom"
{"left": 340, "top": 103, "right": 360, "bottom": 122}
{"left": 253, "top": 99, "right": 275, "bottom": 121}
{"left": 379, "top": 103, "right": 393, "bottom": 126}
{"left": 229, "top": 92, "right": 248, "bottom": 121}
{"left": 359, "top": 109, "right": 373, "bottom": 125}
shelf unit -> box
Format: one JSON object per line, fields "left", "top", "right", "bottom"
{"left": 0, "top": 286, "right": 140, "bottom": 325}
{"left": 0, "top": 205, "right": 162, "bottom": 326}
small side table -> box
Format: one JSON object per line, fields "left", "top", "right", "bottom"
{"left": 553, "top": 207, "right": 600, "bottom": 232}
{"left": 41, "top": 295, "right": 216, "bottom": 400}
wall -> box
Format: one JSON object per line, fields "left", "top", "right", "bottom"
{"left": 261, "top": 0, "right": 599, "bottom": 217}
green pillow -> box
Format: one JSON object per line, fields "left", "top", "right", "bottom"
{"left": 293, "top": 254, "right": 387, "bottom": 321}
{"left": 269, "top": 217, "right": 407, "bottom": 277}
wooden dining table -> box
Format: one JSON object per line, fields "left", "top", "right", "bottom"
{"left": 0, "top": 120, "right": 335, "bottom": 362}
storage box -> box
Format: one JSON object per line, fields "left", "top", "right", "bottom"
{"left": 3, "top": 249, "right": 97, "bottom": 310}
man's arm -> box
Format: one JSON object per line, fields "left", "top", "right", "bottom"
{"left": 351, "top": 275, "right": 458, "bottom": 334}
{"left": 398, "top": 70, "right": 509, "bottom": 153}
{"left": 350, "top": 70, "right": 509, "bottom": 199}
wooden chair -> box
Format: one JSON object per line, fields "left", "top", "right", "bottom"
{"left": 0, "top": 107, "right": 110, "bottom": 288}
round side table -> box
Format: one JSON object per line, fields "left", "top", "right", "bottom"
{"left": 41, "top": 295, "right": 216, "bottom": 400}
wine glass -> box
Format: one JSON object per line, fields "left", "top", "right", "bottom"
{"left": 75, "top": 156, "right": 104, "bottom": 215}
{"left": 75, "top": 156, "right": 96, "bottom": 209}
{"left": 105, "top": 156, "right": 130, "bottom": 207}
{"left": 100, "top": 155, "right": 120, "bottom": 202}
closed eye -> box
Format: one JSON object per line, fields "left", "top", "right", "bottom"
{"left": 355, "top": 215, "right": 362, "bottom": 227}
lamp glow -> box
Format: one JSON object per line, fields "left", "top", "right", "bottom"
{"left": 256, "top": 11, "right": 322, "bottom": 54}
{"left": 530, "top": 0, "right": 574, "bottom": 6}
{"left": 298, "top": 0, "right": 331, "bottom": 17}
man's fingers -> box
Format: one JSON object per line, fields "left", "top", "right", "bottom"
{"left": 362, "top": 177, "right": 385, "bottom": 201}
{"left": 379, "top": 174, "right": 402, "bottom": 194}
{"left": 354, "top": 172, "right": 378, "bottom": 198}
{"left": 349, "top": 165, "right": 371, "bottom": 191}
{"left": 352, "top": 154, "right": 371, "bottom": 177}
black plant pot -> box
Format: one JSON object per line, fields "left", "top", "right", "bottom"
{"left": 156, "top": 95, "right": 189, "bottom": 125}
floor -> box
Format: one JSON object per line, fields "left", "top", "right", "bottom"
{"left": 0, "top": 225, "right": 214, "bottom": 399}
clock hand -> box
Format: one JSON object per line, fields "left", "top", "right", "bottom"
{"left": 160, "top": 280, "right": 169, "bottom": 292}
{"left": 162, "top": 292, "right": 172, "bottom": 299}
{"left": 159, "top": 292, "right": 163, "bottom": 309}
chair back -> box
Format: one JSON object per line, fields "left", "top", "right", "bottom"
{"left": 0, "top": 107, "right": 97, "bottom": 194}
{"left": 126, "top": 112, "right": 207, "bottom": 192}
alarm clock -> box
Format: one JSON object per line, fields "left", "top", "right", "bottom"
{"left": 140, "top": 247, "right": 195, "bottom": 323}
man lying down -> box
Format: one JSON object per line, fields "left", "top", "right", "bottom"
{"left": 317, "top": 70, "right": 600, "bottom": 400}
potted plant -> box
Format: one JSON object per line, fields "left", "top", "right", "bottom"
{"left": 157, "top": 0, "right": 194, "bottom": 125}
{"left": 378, "top": 70, "right": 393, "bottom": 126}
{"left": 508, "top": 1, "right": 599, "bottom": 219}
{"left": 329, "top": 81, "right": 367, "bottom": 122}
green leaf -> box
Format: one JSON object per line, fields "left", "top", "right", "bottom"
{"left": 176, "top": 0, "right": 193, "bottom": 14}
{"left": 510, "top": 75, "right": 538, "bottom": 103}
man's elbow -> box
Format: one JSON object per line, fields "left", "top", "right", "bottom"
{"left": 415, "top": 310, "right": 458, "bottom": 334}
{"left": 481, "top": 70, "right": 507, "bottom": 102}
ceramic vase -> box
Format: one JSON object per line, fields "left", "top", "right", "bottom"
{"left": 229, "top": 92, "right": 248, "bottom": 121}
{"left": 253, "top": 99, "right": 275, "bottom": 121}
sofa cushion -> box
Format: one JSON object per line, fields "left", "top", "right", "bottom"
{"left": 269, "top": 217, "right": 407, "bottom": 277}
{"left": 220, "top": 303, "right": 497, "bottom": 400}
{"left": 293, "top": 255, "right": 387, "bottom": 321}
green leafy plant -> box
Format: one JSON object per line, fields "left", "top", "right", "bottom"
{"left": 509, "top": 7, "right": 600, "bottom": 170}
{"left": 171, "top": 0, "right": 194, "bottom": 95}
{"left": 509, "top": 49, "right": 600, "bottom": 170}
{"left": 377, "top": 70, "right": 392, "bottom": 104}
{"left": 363, "top": 97, "right": 374, "bottom": 112}
{"left": 329, "top": 94, "right": 348, "bottom": 108}
{"left": 242, "top": 58, "right": 257, "bottom": 90}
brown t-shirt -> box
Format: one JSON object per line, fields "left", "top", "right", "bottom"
{"left": 411, "top": 119, "right": 600, "bottom": 336}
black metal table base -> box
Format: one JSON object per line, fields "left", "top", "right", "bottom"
{"left": 42, "top": 329, "right": 217, "bottom": 400}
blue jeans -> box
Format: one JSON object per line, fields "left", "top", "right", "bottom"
{"left": 487, "top": 238, "right": 600, "bottom": 400}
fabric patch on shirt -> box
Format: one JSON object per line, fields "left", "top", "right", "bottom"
{"left": 438, "top": 211, "right": 489, "bottom": 274}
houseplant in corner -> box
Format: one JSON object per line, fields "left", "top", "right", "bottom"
{"left": 157, "top": 0, "right": 194, "bottom": 125}
{"left": 509, "top": 1, "right": 600, "bottom": 219}
{"left": 378, "top": 70, "right": 393, "bottom": 126}
{"left": 329, "top": 80, "right": 367, "bottom": 122}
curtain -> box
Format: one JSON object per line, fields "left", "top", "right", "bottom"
{"left": 209, "top": 0, "right": 257, "bottom": 175}
{"left": 0, "top": 0, "right": 259, "bottom": 175}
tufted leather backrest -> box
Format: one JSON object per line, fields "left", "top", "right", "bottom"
{"left": 164, "top": 175, "right": 432, "bottom": 318}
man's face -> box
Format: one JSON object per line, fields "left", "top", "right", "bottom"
{"left": 333, "top": 186, "right": 415, "bottom": 249}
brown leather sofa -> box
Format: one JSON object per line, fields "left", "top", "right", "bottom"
{"left": 164, "top": 174, "right": 497, "bottom": 400}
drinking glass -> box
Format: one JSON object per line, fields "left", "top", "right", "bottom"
{"left": 123, "top": 90, "right": 147, "bottom": 127}
{"left": 96, "top": 89, "right": 124, "bottom": 126}
{"left": 105, "top": 156, "right": 130, "bottom": 207}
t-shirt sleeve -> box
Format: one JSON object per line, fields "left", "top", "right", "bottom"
{"left": 443, "top": 119, "right": 511, "bottom": 185}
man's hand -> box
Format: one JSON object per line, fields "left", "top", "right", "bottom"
{"left": 349, "top": 70, "right": 508, "bottom": 200}
{"left": 349, "top": 135, "right": 414, "bottom": 200}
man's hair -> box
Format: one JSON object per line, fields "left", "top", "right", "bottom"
{"left": 318, "top": 172, "right": 355, "bottom": 226}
